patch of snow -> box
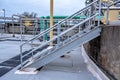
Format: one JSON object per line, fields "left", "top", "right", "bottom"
{"left": 15, "top": 69, "right": 38, "bottom": 75}
{"left": 47, "top": 46, "right": 53, "bottom": 50}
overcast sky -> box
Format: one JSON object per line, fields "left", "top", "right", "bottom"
{"left": 0, "top": 0, "right": 85, "bottom": 17}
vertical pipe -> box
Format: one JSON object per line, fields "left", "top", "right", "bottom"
{"left": 89, "top": 7, "right": 91, "bottom": 26}
{"left": 57, "top": 24, "right": 60, "bottom": 45}
{"left": 106, "top": 0, "right": 110, "bottom": 25}
{"left": 98, "top": 0, "right": 102, "bottom": 26}
{"left": 50, "top": 0, "right": 54, "bottom": 46}
{"left": 45, "top": 20, "right": 48, "bottom": 41}
{"left": 43, "top": 19, "right": 45, "bottom": 41}
{"left": 12, "top": 15, "right": 15, "bottom": 37}
{"left": 33, "top": 19, "right": 35, "bottom": 36}
{"left": 4, "top": 9, "right": 5, "bottom": 33}
{"left": 2, "top": 9, "right": 5, "bottom": 34}
{"left": 31, "top": 40, "right": 33, "bottom": 59}
{"left": 20, "top": 18, "right": 23, "bottom": 42}
{"left": 20, "top": 45, "right": 23, "bottom": 68}
{"left": 36, "top": 18, "right": 38, "bottom": 35}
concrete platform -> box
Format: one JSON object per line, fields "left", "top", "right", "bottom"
{"left": 0, "top": 40, "right": 109, "bottom": 80}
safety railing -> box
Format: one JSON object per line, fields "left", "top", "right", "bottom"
{"left": 101, "top": 0, "right": 120, "bottom": 7}
{"left": 20, "top": 0, "right": 102, "bottom": 68}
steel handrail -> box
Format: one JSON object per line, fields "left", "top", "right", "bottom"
{"left": 20, "top": 0, "right": 101, "bottom": 68}
{"left": 20, "top": 0, "right": 98, "bottom": 47}
{"left": 20, "top": 13, "right": 99, "bottom": 62}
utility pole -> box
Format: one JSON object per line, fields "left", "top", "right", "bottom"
{"left": 50, "top": 0, "right": 54, "bottom": 46}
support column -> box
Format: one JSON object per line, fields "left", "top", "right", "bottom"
{"left": 50, "top": 0, "right": 54, "bottom": 46}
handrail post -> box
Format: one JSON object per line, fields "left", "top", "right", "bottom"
{"left": 20, "top": 18, "right": 23, "bottom": 42}
{"left": 20, "top": 45, "right": 23, "bottom": 68}
{"left": 98, "top": 0, "right": 102, "bottom": 26}
{"left": 31, "top": 41, "right": 34, "bottom": 59}
{"left": 57, "top": 24, "right": 61, "bottom": 46}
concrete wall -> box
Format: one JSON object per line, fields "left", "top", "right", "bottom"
{"left": 84, "top": 26, "right": 120, "bottom": 79}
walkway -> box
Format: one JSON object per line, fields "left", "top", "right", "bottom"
{"left": 0, "top": 43, "right": 108, "bottom": 80}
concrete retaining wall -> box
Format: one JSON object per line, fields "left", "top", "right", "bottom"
{"left": 84, "top": 26, "right": 120, "bottom": 79}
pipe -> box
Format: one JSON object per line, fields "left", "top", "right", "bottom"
{"left": 50, "top": 0, "right": 54, "bottom": 46}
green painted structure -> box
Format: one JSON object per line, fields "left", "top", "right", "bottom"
{"left": 39, "top": 15, "right": 104, "bottom": 40}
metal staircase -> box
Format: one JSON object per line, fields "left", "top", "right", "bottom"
{"left": 19, "top": 0, "right": 102, "bottom": 71}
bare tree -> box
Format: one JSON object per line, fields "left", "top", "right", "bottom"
{"left": 21, "top": 12, "right": 37, "bottom": 18}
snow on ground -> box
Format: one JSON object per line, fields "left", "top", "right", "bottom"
{"left": 0, "top": 33, "right": 36, "bottom": 40}
{"left": 0, "top": 41, "right": 21, "bottom": 63}
{"left": 0, "top": 34, "right": 39, "bottom": 63}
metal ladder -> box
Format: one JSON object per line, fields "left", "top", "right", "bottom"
{"left": 19, "top": 0, "right": 102, "bottom": 71}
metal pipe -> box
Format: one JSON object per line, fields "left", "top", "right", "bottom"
{"left": 20, "top": 45, "right": 23, "bottom": 68}
{"left": 0, "top": 16, "right": 18, "bottom": 20}
{"left": 106, "top": 0, "right": 110, "bottom": 25}
{"left": 1, "top": 9, "right": 5, "bottom": 34}
{"left": 57, "top": 24, "right": 60, "bottom": 45}
{"left": 12, "top": 15, "right": 15, "bottom": 37}
{"left": 98, "top": 7, "right": 120, "bottom": 10}
{"left": 20, "top": 18, "right": 23, "bottom": 42}
{"left": 50, "top": 0, "right": 54, "bottom": 46}
{"left": 98, "top": 0, "right": 102, "bottom": 26}
{"left": 3, "top": 9, "right": 5, "bottom": 33}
